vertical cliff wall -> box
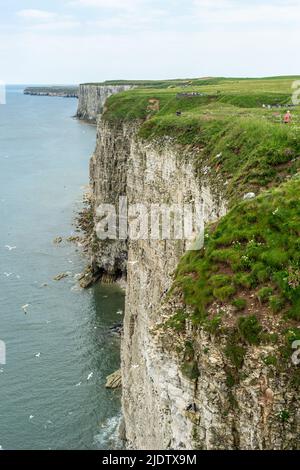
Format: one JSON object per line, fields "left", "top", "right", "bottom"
{"left": 88, "top": 99, "right": 300, "bottom": 450}
{"left": 122, "top": 138, "right": 228, "bottom": 449}
{"left": 89, "top": 120, "right": 137, "bottom": 279}
{"left": 76, "top": 84, "right": 133, "bottom": 122}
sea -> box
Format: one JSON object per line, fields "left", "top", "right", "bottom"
{"left": 0, "top": 85, "right": 124, "bottom": 450}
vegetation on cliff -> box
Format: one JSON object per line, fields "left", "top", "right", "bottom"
{"left": 103, "top": 76, "right": 300, "bottom": 375}
{"left": 175, "top": 176, "right": 300, "bottom": 321}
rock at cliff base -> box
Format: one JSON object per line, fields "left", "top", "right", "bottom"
{"left": 79, "top": 266, "right": 101, "bottom": 288}
{"left": 53, "top": 272, "right": 69, "bottom": 281}
{"left": 105, "top": 369, "right": 122, "bottom": 389}
{"left": 66, "top": 235, "right": 81, "bottom": 244}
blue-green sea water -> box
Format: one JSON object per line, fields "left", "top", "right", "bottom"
{"left": 0, "top": 86, "right": 124, "bottom": 450}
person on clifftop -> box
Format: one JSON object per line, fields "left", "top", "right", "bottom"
{"left": 283, "top": 110, "right": 292, "bottom": 124}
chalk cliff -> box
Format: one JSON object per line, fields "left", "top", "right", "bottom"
{"left": 78, "top": 84, "right": 300, "bottom": 450}
{"left": 76, "top": 84, "right": 133, "bottom": 122}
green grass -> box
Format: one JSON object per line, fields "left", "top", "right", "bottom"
{"left": 237, "top": 316, "right": 262, "bottom": 345}
{"left": 225, "top": 330, "right": 246, "bottom": 369}
{"left": 141, "top": 113, "right": 300, "bottom": 202}
{"left": 232, "top": 298, "right": 247, "bottom": 311}
{"left": 257, "top": 287, "right": 273, "bottom": 304}
{"left": 103, "top": 76, "right": 300, "bottom": 203}
{"left": 83, "top": 78, "right": 212, "bottom": 88}
{"left": 263, "top": 355, "right": 278, "bottom": 366}
{"left": 175, "top": 176, "right": 300, "bottom": 324}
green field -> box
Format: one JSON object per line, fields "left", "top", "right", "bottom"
{"left": 103, "top": 76, "right": 300, "bottom": 121}
{"left": 104, "top": 76, "right": 300, "bottom": 201}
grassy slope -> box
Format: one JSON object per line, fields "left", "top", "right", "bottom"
{"left": 176, "top": 176, "right": 300, "bottom": 322}
{"left": 102, "top": 77, "right": 300, "bottom": 360}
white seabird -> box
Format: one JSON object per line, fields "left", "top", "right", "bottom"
{"left": 22, "top": 304, "right": 30, "bottom": 314}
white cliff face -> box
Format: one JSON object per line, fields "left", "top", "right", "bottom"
{"left": 89, "top": 120, "right": 138, "bottom": 279}
{"left": 122, "top": 137, "right": 227, "bottom": 450}
{"left": 77, "top": 84, "right": 133, "bottom": 122}
{"left": 90, "top": 117, "right": 300, "bottom": 450}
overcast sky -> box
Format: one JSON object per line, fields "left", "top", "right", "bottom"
{"left": 0, "top": 0, "right": 299, "bottom": 84}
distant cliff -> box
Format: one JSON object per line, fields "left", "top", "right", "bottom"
{"left": 24, "top": 86, "right": 78, "bottom": 98}
{"left": 76, "top": 84, "right": 133, "bottom": 123}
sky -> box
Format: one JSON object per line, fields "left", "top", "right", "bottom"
{"left": 0, "top": 0, "right": 299, "bottom": 84}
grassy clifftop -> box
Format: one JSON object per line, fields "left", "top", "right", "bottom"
{"left": 102, "top": 76, "right": 298, "bottom": 121}
{"left": 102, "top": 77, "right": 300, "bottom": 348}
{"left": 103, "top": 76, "right": 300, "bottom": 202}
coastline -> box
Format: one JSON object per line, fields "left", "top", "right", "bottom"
{"left": 24, "top": 86, "right": 79, "bottom": 98}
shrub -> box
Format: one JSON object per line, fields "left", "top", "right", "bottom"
{"left": 225, "top": 343, "right": 246, "bottom": 370}
{"left": 181, "top": 341, "right": 200, "bottom": 381}
{"left": 213, "top": 285, "right": 236, "bottom": 302}
{"left": 226, "top": 370, "right": 236, "bottom": 388}
{"left": 210, "top": 274, "right": 232, "bottom": 288}
{"left": 204, "top": 315, "right": 222, "bottom": 334}
{"left": 232, "top": 298, "right": 247, "bottom": 311}
{"left": 286, "top": 296, "right": 300, "bottom": 320}
{"left": 225, "top": 330, "right": 246, "bottom": 369}
{"left": 278, "top": 410, "right": 290, "bottom": 423}
{"left": 257, "top": 287, "right": 273, "bottom": 304}
{"left": 165, "top": 310, "right": 187, "bottom": 331}
{"left": 260, "top": 249, "right": 289, "bottom": 268}
{"left": 234, "top": 273, "right": 254, "bottom": 289}
{"left": 181, "top": 361, "right": 200, "bottom": 381}
{"left": 238, "top": 315, "right": 262, "bottom": 345}
{"left": 263, "top": 355, "right": 277, "bottom": 366}
{"left": 269, "top": 295, "right": 285, "bottom": 313}
{"left": 291, "top": 369, "right": 300, "bottom": 387}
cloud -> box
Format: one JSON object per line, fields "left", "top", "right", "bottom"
{"left": 17, "top": 10, "right": 56, "bottom": 21}
{"left": 71, "top": 0, "right": 144, "bottom": 10}
{"left": 2, "top": 28, "right": 300, "bottom": 84}
{"left": 192, "top": 0, "right": 300, "bottom": 24}
{"left": 17, "top": 9, "right": 80, "bottom": 32}
{"left": 5, "top": 0, "right": 299, "bottom": 84}
{"left": 193, "top": 0, "right": 232, "bottom": 7}
{"left": 86, "top": 7, "right": 167, "bottom": 32}
{"left": 31, "top": 21, "right": 80, "bottom": 31}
